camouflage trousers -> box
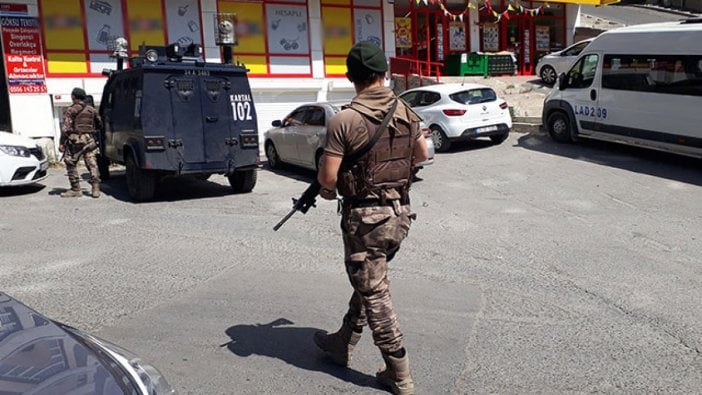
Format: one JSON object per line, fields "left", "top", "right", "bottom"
{"left": 340, "top": 203, "right": 413, "bottom": 354}
{"left": 64, "top": 136, "right": 100, "bottom": 187}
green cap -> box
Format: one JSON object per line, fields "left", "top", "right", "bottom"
{"left": 71, "top": 87, "right": 86, "bottom": 99}
{"left": 346, "top": 41, "right": 388, "bottom": 74}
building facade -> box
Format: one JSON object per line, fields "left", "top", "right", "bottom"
{"left": 0, "top": 0, "right": 606, "bottom": 152}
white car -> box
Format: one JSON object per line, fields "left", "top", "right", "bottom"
{"left": 264, "top": 102, "right": 434, "bottom": 171}
{"left": 536, "top": 38, "right": 594, "bottom": 85}
{"left": 0, "top": 131, "right": 49, "bottom": 187}
{"left": 399, "top": 83, "right": 512, "bottom": 152}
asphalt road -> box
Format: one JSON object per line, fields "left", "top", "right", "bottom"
{"left": 1, "top": 131, "right": 701, "bottom": 394}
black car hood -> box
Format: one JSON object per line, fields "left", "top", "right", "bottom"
{"left": 0, "top": 292, "right": 129, "bottom": 394}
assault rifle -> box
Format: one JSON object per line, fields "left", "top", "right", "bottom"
{"left": 273, "top": 180, "right": 321, "bottom": 231}
{"left": 64, "top": 140, "right": 98, "bottom": 166}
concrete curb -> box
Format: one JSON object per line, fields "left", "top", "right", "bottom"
{"left": 512, "top": 116, "right": 543, "bottom": 134}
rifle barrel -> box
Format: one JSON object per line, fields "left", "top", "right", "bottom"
{"left": 272, "top": 208, "right": 297, "bottom": 231}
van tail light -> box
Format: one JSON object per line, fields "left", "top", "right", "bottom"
{"left": 499, "top": 101, "right": 509, "bottom": 110}
{"left": 442, "top": 109, "right": 466, "bottom": 116}
{"left": 421, "top": 126, "right": 431, "bottom": 139}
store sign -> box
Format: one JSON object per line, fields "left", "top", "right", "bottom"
{"left": 0, "top": 3, "right": 28, "bottom": 16}
{"left": 0, "top": 16, "right": 47, "bottom": 94}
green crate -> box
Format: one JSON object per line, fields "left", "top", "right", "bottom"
{"left": 444, "top": 53, "right": 488, "bottom": 76}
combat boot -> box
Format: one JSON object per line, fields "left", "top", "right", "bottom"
{"left": 376, "top": 349, "right": 414, "bottom": 395}
{"left": 60, "top": 188, "right": 82, "bottom": 198}
{"left": 61, "top": 181, "right": 82, "bottom": 198}
{"left": 91, "top": 182, "right": 101, "bottom": 198}
{"left": 313, "top": 324, "right": 362, "bottom": 367}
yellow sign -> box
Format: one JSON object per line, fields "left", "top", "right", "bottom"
{"left": 217, "top": 1, "right": 266, "bottom": 55}
{"left": 395, "top": 17, "right": 412, "bottom": 49}
{"left": 322, "top": 7, "right": 352, "bottom": 56}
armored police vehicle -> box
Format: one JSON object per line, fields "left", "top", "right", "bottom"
{"left": 97, "top": 42, "right": 259, "bottom": 201}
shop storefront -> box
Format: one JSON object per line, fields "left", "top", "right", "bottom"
{"left": 391, "top": 0, "right": 613, "bottom": 76}
{"left": 0, "top": 0, "right": 612, "bottom": 152}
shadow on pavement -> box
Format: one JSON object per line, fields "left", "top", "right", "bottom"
{"left": 435, "top": 138, "right": 500, "bottom": 155}
{"left": 262, "top": 163, "right": 317, "bottom": 184}
{"left": 89, "top": 170, "right": 241, "bottom": 203}
{"left": 223, "top": 318, "right": 382, "bottom": 390}
{"left": 0, "top": 183, "right": 46, "bottom": 197}
{"left": 516, "top": 133, "right": 702, "bottom": 186}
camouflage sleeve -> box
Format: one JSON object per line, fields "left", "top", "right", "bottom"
{"left": 61, "top": 105, "right": 77, "bottom": 135}
{"left": 93, "top": 108, "right": 103, "bottom": 132}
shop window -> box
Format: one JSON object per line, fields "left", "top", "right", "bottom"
{"left": 40, "top": 0, "right": 202, "bottom": 77}
{"left": 217, "top": 0, "right": 311, "bottom": 77}
{"left": 321, "top": 0, "right": 383, "bottom": 77}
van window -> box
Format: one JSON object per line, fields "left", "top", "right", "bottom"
{"left": 603, "top": 54, "right": 702, "bottom": 97}
{"left": 567, "top": 54, "right": 598, "bottom": 89}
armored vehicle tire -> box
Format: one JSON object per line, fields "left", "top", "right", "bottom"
{"left": 97, "top": 154, "right": 110, "bottom": 180}
{"left": 125, "top": 154, "right": 156, "bottom": 202}
{"left": 228, "top": 169, "right": 257, "bottom": 193}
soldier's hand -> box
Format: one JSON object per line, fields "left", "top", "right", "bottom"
{"left": 58, "top": 144, "right": 65, "bottom": 153}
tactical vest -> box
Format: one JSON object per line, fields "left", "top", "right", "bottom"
{"left": 73, "top": 104, "right": 96, "bottom": 134}
{"left": 337, "top": 111, "right": 416, "bottom": 202}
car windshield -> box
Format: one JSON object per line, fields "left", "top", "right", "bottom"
{"left": 449, "top": 88, "right": 496, "bottom": 105}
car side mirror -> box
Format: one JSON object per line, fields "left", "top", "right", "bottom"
{"left": 558, "top": 73, "right": 568, "bottom": 90}
{"left": 272, "top": 120, "right": 282, "bottom": 127}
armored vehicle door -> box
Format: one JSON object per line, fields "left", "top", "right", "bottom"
{"left": 166, "top": 75, "right": 228, "bottom": 164}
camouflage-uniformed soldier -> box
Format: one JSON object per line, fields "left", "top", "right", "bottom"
{"left": 59, "top": 87, "right": 103, "bottom": 198}
{"left": 315, "top": 41, "right": 429, "bottom": 395}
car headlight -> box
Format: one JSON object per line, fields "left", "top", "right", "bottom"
{"left": 0, "top": 144, "right": 31, "bottom": 157}
{"left": 97, "top": 339, "right": 175, "bottom": 395}
{"left": 65, "top": 327, "right": 175, "bottom": 395}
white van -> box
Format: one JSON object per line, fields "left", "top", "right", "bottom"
{"left": 542, "top": 19, "right": 702, "bottom": 158}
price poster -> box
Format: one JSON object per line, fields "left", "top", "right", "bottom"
{"left": 535, "top": 25, "right": 550, "bottom": 52}
{"left": 0, "top": 16, "right": 47, "bottom": 94}
{"left": 482, "top": 23, "right": 499, "bottom": 52}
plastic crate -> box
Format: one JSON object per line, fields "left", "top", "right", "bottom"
{"left": 444, "top": 53, "right": 488, "bottom": 76}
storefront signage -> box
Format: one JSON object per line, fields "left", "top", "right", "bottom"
{"left": 1, "top": 16, "right": 47, "bottom": 94}
{"left": 395, "top": 17, "right": 411, "bottom": 49}
{"left": 0, "top": 3, "right": 28, "bottom": 16}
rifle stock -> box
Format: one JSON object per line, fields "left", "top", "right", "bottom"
{"left": 273, "top": 180, "right": 321, "bottom": 231}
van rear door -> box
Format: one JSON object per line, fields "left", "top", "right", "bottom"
{"left": 168, "top": 76, "right": 206, "bottom": 163}
{"left": 200, "top": 76, "right": 234, "bottom": 164}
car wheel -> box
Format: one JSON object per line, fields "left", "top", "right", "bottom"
{"left": 431, "top": 126, "right": 451, "bottom": 152}
{"left": 125, "top": 154, "right": 156, "bottom": 202}
{"left": 490, "top": 132, "right": 509, "bottom": 144}
{"left": 540, "top": 65, "right": 557, "bottom": 85}
{"left": 228, "top": 168, "right": 257, "bottom": 193}
{"left": 97, "top": 153, "right": 110, "bottom": 180}
{"left": 547, "top": 112, "right": 574, "bottom": 143}
{"left": 266, "top": 142, "right": 282, "bottom": 169}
